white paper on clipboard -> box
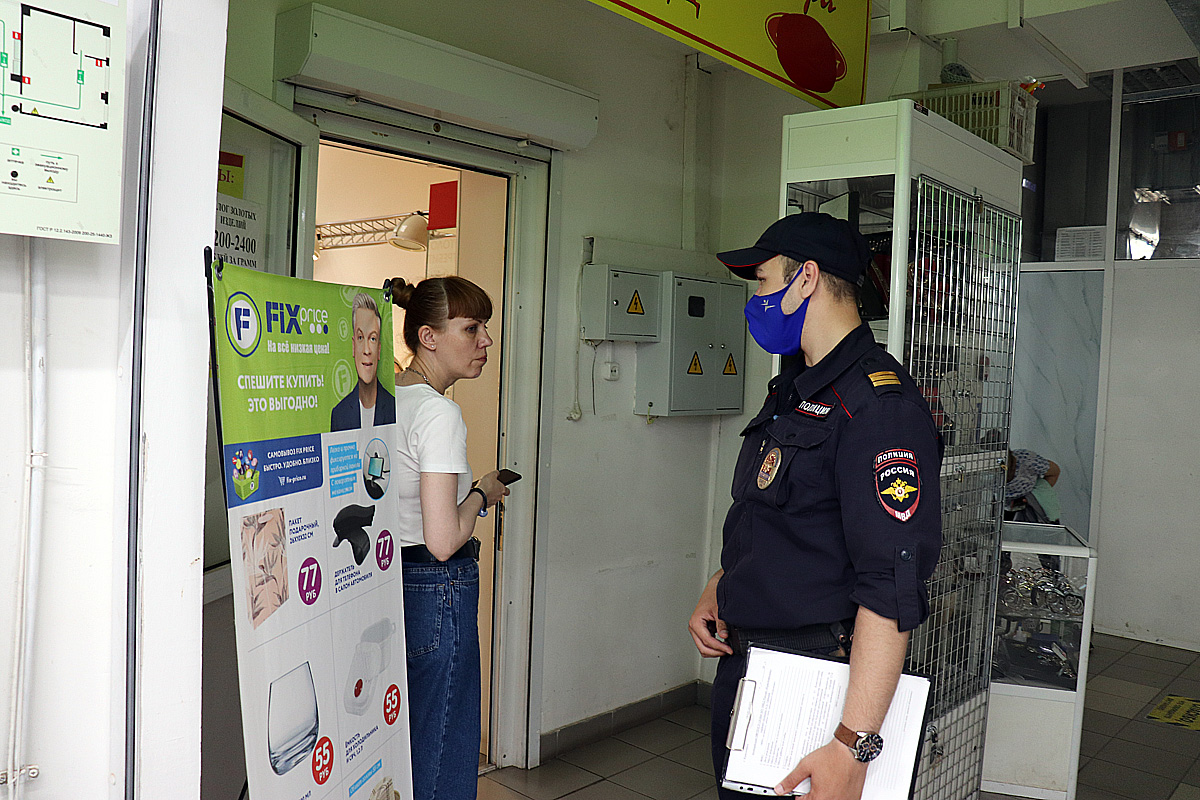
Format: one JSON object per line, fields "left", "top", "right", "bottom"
{"left": 722, "top": 646, "right": 931, "bottom": 798}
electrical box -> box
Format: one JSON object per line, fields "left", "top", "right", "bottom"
{"left": 580, "top": 265, "right": 662, "bottom": 341}
{"left": 635, "top": 272, "right": 746, "bottom": 416}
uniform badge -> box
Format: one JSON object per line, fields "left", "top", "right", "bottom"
{"left": 874, "top": 449, "right": 920, "bottom": 522}
{"left": 757, "top": 447, "right": 782, "bottom": 489}
{"left": 796, "top": 399, "right": 833, "bottom": 418}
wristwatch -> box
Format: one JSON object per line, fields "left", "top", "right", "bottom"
{"left": 834, "top": 723, "right": 884, "bottom": 763}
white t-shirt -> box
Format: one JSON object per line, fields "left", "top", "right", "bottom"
{"left": 393, "top": 384, "right": 472, "bottom": 547}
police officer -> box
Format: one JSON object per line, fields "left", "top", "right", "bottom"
{"left": 688, "top": 213, "right": 942, "bottom": 800}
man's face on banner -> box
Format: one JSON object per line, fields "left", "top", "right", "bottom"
{"left": 353, "top": 307, "right": 381, "bottom": 387}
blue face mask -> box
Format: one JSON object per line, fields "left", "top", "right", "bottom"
{"left": 744, "top": 268, "right": 809, "bottom": 355}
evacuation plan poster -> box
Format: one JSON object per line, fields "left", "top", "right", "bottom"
{"left": 211, "top": 264, "right": 414, "bottom": 800}
{"left": 0, "top": 0, "right": 126, "bottom": 242}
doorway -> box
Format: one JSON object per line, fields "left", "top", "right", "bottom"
{"left": 312, "top": 140, "right": 509, "bottom": 767}
{"left": 202, "top": 95, "right": 550, "bottom": 798}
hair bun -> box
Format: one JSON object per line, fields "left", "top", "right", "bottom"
{"left": 389, "top": 277, "right": 414, "bottom": 308}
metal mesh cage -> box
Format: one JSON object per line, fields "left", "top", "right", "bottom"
{"left": 906, "top": 176, "right": 1021, "bottom": 800}
{"left": 892, "top": 82, "right": 1038, "bottom": 165}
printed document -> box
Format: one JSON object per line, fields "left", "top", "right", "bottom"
{"left": 723, "top": 646, "right": 930, "bottom": 798}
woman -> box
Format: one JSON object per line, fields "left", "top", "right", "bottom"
{"left": 390, "top": 275, "right": 508, "bottom": 800}
{"left": 1004, "top": 448, "right": 1061, "bottom": 523}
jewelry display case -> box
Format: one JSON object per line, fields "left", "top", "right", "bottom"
{"left": 982, "top": 522, "right": 1097, "bottom": 800}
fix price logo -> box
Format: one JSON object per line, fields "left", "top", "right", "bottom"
{"left": 265, "top": 300, "right": 329, "bottom": 336}
{"left": 226, "top": 291, "right": 261, "bottom": 357}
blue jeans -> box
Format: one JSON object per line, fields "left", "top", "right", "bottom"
{"left": 403, "top": 557, "right": 481, "bottom": 800}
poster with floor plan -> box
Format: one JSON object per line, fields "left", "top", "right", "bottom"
{"left": 0, "top": 0, "right": 125, "bottom": 242}
{"left": 210, "top": 264, "right": 414, "bottom": 800}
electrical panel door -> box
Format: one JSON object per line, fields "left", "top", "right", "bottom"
{"left": 635, "top": 272, "right": 745, "bottom": 416}
{"left": 579, "top": 265, "right": 661, "bottom": 341}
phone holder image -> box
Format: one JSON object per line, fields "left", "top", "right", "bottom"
{"left": 363, "top": 438, "right": 390, "bottom": 500}
{"left": 343, "top": 618, "right": 395, "bottom": 716}
{"left": 333, "top": 503, "right": 375, "bottom": 566}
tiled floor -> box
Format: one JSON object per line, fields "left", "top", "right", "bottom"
{"left": 479, "top": 705, "right": 717, "bottom": 800}
{"left": 484, "top": 634, "right": 1200, "bottom": 800}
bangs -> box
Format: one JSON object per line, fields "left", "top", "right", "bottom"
{"left": 444, "top": 276, "right": 493, "bottom": 321}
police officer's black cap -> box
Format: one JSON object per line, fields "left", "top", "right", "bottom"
{"left": 717, "top": 212, "right": 870, "bottom": 287}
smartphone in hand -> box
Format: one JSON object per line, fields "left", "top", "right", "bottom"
{"left": 496, "top": 469, "right": 522, "bottom": 485}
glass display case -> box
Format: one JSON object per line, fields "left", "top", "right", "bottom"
{"left": 983, "top": 522, "right": 1097, "bottom": 800}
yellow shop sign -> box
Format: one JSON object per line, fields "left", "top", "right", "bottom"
{"left": 586, "top": 0, "right": 868, "bottom": 108}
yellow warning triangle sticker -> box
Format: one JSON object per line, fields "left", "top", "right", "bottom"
{"left": 46, "top": 176, "right": 53, "bottom": 183}
{"left": 626, "top": 290, "right": 644, "bottom": 315}
{"left": 687, "top": 352, "right": 703, "bottom": 375}
{"left": 723, "top": 354, "right": 737, "bottom": 375}
{"left": 31, "top": 108, "right": 38, "bottom": 115}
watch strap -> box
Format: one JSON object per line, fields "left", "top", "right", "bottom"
{"left": 833, "top": 723, "right": 862, "bottom": 750}
{"left": 834, "top": 723, "right": 883, "bottom": 762}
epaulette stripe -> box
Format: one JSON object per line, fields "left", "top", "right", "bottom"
{"left": 868, "top": 370, "right": 901, "bottom": 387}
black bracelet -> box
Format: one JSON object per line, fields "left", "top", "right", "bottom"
{"left": 468, "top": 486, "right": 488, "bottom": 516}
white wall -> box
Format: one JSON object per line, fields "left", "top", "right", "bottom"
{"left": 1092, "top": 261, "right": 1200, "bottom": 651}
{"left": 0, "top": 0, "right": 229, "bottom": 796}
{"left": 0, "top": 234, "right": 123, "bottom": 797}
{"left": 222, "top": 0, "right": 833, "bottom": 735}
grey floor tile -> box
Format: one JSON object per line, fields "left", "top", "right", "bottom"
{"left": 1093, "top": 633, "right": 1139, "bottom": 652}
{"left": 561, "top": 780, "right": 653, "bottom": 800}
{"left": 613, "top": 719, "right": 703, "bottom": 756}
{"left": 1090, "top": 647, "right": 1124, "bottom": 674}
{"left": 663, "top": 705, "right": 711, "bottom": 734}
{"left": 479, "top": 776, "right": 535, "bottom": 800}
{"left": 1085, "top": 689, "right": 1154, "bottom": 719}
{"left": 1078, "top": 759, "right": 1179, "bottom": 800}
{"left": 1093, "top": 737, "right": 1196, "bottom": 780}
{"left": 1171, "top": 785, "right": 1200, "bottom": 800}
{"left": 1077, "top": 785, "right": 1146, "bottom": 800}
{"left": 1101, "top": 662, "right": 1176, "bottom": 689}
{"left": 687, "top": 786, "right": 720, "bottom": 800}
{"left": 1165, "top": 677, "right": 1200, "bottom": 699}
{"left": 1084, "top": 708, "right": 1130, "bottom": 736}
{"left": 661, "top": 736, "right": 714, "bottom": 773}
{"left": 486, "top": 760, "right": 602, "bottom": 800}
{"left": 608, "top": 757, "right": 716, "bottom": 800}
{"left": 1080, "top": 729, "right": 1110, "bottom": 758}
{"left": 1181, "top": 663, "right": 1200, "bottom": 681}
{"left": 1116, "top": 718, "right": 1200, "bottom": 756}
{"left": 1115, "top": 653, "right": 1189, "bottom": 678}
{"left": 1186, "top": 760, "right": 1200, "bottom": 787}
{"left": 1090, "top": 675, "right": 1163, "bottom": 704}
{"left": 1132, "top": 642, "right": 1199, "bottom": 665}
{"left": 559, "top": 737, "right": 656, "bottom": 778}
{"left": 980, "top": 793, "right": 1016, "bottom": 800}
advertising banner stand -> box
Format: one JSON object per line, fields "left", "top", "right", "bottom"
{"left": 208, "top": 257, "right": 413, "bottom": 800}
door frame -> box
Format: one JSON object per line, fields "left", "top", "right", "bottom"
{"left": 221, "top": 77, "right": 320, "bottom": 280}
{"left": 293, "top": 92, "right": 550, "bottom": 768}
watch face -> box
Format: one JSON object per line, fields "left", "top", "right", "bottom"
{"left": 855, "top": 732, "right": 884, "bottom": 763}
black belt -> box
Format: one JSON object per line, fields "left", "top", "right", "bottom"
{"left": 723, "top": 618, "right": 855, "bottom": 657}
{"left": 401, "top": 537, "right": 481, "bottom": 563}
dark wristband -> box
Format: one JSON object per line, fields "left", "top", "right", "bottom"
{"left": 468, "top": 486, "right": 488, "bottom": 516}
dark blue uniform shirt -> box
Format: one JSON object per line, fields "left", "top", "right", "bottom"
{"left": 717, "top": 323, "right": 943, "bottom": 633}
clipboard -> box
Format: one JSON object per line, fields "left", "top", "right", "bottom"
{"left": 722, "top": 645, "right": 932, "bottom": 798}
